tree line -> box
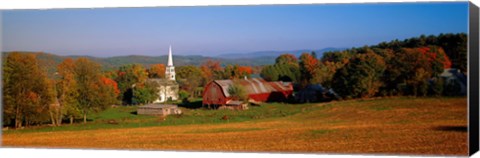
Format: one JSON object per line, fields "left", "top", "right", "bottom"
{"left": 2, "top": 51, "right": 258, "bottom": 128}
{"left": 260, "top": 33, "right": 466, "bottom": 99}
{"left": 3, "top": 53, "right": 118, "bottom": 128}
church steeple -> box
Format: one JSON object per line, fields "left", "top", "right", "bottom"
{"left": 165, "top": 45, "right": 176, "bottom": 81}
{"left": 167, "top": 45, "right": 173, "bottom": 66}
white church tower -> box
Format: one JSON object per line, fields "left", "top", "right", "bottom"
{"left": 165, "top": 45, "right": 176, "bottom": 81}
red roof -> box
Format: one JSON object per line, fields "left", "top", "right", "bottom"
{"left": 212, "top": 78, "right": 293, "bottom": 97}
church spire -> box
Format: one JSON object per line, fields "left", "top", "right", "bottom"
{"left": 165, "top": 45, "right": 176, "bottom": 81}
{"left": 167, "top": 45, "right": 173, "bottom": 66}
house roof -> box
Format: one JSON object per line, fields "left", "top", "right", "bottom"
{"left": 139, "top": 104, "right": 178, "bottom": 109}
{"left": 212, "top": 78, "right": 293, "bottom": 97}
{"left": 226, "top": 100, "right": 244, "bottom": 106}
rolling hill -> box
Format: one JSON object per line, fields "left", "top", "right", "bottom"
{"left": 1, "top": 52, "right": 276, "bottom": 76}
{"left": 216, "top": 47, "right": 347, "bottom": 59}
{"left": 2, "top": 47, "right": 346, "bottom": 76}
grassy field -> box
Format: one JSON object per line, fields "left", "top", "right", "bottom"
{"left": 2, "top": 97, "right": 468, "bottom": 156}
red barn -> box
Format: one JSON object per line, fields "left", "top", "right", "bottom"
{"left": 202, "top": 78, "right": 293, "bottom": 109}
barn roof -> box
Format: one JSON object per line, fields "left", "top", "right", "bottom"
{"left": 213, "top": 78, "right": 292, "bottom": 97}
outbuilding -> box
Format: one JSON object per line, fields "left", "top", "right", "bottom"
{"left": 202, "top": 78, "right": 293, "bottom": 109}
{"left": 137, "top": 104, "right": 182, "bottom": 116}
{"left": 294, "top": 84, "right": 339, "bottom": 103}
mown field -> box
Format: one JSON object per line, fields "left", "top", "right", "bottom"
{"left": 2, "top": 97, "right": 468, "bottom": 156}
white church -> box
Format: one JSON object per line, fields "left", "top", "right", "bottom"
{"left": 148, "top": 46, "right": 179, "bottom": 103}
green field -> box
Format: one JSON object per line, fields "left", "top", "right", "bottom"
{"left": 3, "top": 100, "right": 318, "bottom": 134}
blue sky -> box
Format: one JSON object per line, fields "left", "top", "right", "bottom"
{"left": 2, "top": 2, "right": 468, "bottom": 57}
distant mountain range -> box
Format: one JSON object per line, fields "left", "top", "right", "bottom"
{"left": 3, "top": 47, "right": 347, "bottom": 70}
{"left": 1, "top": 47, "right": 346, "bottom": 78}
{"left": 216, "top": 47, "right": 347, "bottom": 59}
{"left": 1, "top": 52, "right": 273, "bottom": 70}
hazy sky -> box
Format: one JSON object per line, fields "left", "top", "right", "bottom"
{"left": 2, "top": 2, "right": 468, "bottom": 57}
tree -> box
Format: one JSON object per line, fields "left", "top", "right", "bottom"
{"left": 315, "top": 61, "right": 338, "bottom": 88}
{"left": 200, "top": 59, "right": 223, "bottom": 82}
{"left": 260, "top": 65, "right": 279, "bottom": 81}
{"left": 238, "top": 66, "right": 253, "bottom": 78}
{"left": 54, "top": 58, "right": 80, "bottom": 125}
{"left": 101, "top": 77, "right": 120, "bottom": 96}
{"left": 176, "top": 65, "right": 205, "bottom": 98}
{"left": 275, "top": 54, "right": 298, "bottom": 66}
{"left": 132, "top": 80, "right": 159, "bottom": 104}
{"left": 222, "top": 64, "right": 250, "bottom": 79}
{"left": 430, "top": 77, "right": 445, "bottom": 96}
{"left": 437, "top": 33, "right": 467, "bottom": 72}
{"left": 147, "top": 64, "right": 166, "bottom": 78}
{"left": 269, "top": 54, "right": 300, "bottom": 82}
{"left": 100, "top": 76, "right": 120, "bottom": 105}
{"left": 299, "top": 53, "right": 320, "bottom": 86}
{"left": 332, "top": 49, "right": 386, "bottom": 98}
{"left": 115, "top": 64, "right": 148, "bottom": 104}
{"left": 417, "top": 46, "right": 451, "bottom": 77}
{"left": 228, "top": 81, "right": 248, "bottom": 102}
{"left": 3, "top": 52, "right": 54, "bottom": 128}
{"left": 74, "top": 58, "right": 113, "bottom": 124}
{"left": 260, "top": 64, "right": 300, "bottom": 82}
{"left": 321, "top": 51, "right": 352, "bottom": 64}
{"left": 387, "top": 48, "right": 433, "bottom": 96}
{"left": 374, "top": 33, "right": 466, "bottom": 72}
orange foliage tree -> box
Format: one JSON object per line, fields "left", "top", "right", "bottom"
{"left": 74, "top": 58, "right": 117, "bottom": 123}
{"left": 147, "top": 64, "right": 166, "bottom": 78}
{"left": 417, "top": 46, "right": 452, "bottom": 70}
{"left": 55, "top": 58, "right": 79, "bottom": 125}
{"left": 3, "top": 52, "right": 54, "bottom": 128}
{"left": 200, "top": 59, "right": 223, "bottom": 82}
{"left": 238, "top": 66, "right": 253, "bottom": 76}
{"left": 115, "top": 64, "right": 148, "bottom": 104}
{"left": 275, "top": 54, "right": 298, "bottom": 65}
{"left": 299, "top": 52, "right": 320, "bottom": 86}
{"left": 101, "top": 77, "right": 120, "bottom": 95}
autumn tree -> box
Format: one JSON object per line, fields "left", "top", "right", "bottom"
{"left": 74, "top": 58, "right": 115, "bottom": 123}
{"left": 132, "top": 80, "right": 159, "bottom": 104}
{"left": 221, "top": 64, "right": 251, "bottom": 79}
{"left": 147, "top": 64, "right": 166, "bottom": 78}
{"left": 222, "top": 65, "right": 235, "bottom": 79}
{"left": 317, "top": 51, "right": 353, "bottom": 88}
{"left": 382, "top": 48, "right": 430, "bottom": 96}
{"left": 100, "top": 76, "right": 120, "bottom": 105}
{"left": 299, "top": 52, "right": 320, "bottom": 86}
{"left": 400, "top": 47, "right": 450, "bottom": 96}
{"left": 176, "top": 65, "right": 205, "bottom": 98}
{"left": 261, "top": 54, "right": 300, "bottom": 82}
{"left": 260, "top": 64, "right": 300, "bottom": 82}
{"left": 53, "top": 58, "right": 79, "bottom": 125}
{"left": 435, "top": 33, "right": 467, "bottom": 72}
{"left": 260, "top": 65, "right": 279, "bottom": 81}
{"left": 200, "top": 59, "right": 223, "bottom": 82}
{"left": 275, "top": 54, "right": 298, "bottom": 65}
{"left": 375, "top": 33, "right": 466, "bottom": 72}
{"left": 238, "top": 66, "right": 253, "bottom": 78}
{"left": 3, "top": 52, "right": 54, "bottom": 128}
{"left": 332, "top": 49, "right": 386, "bottom": 99}
{"left": 115, "top": 64, "right": 148, "bottom": 104}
